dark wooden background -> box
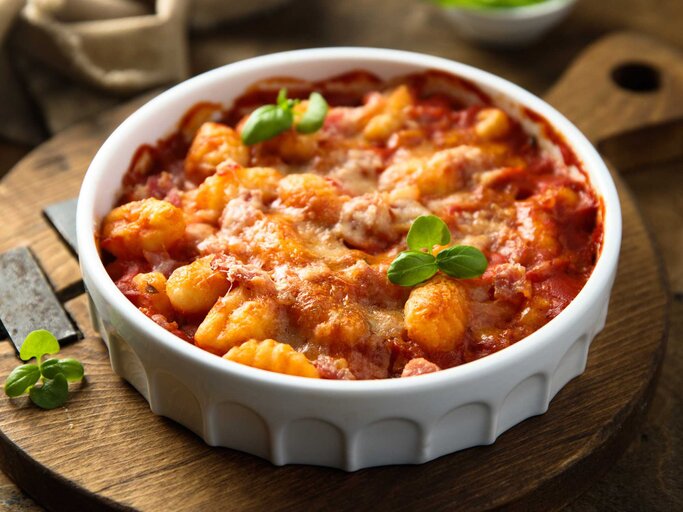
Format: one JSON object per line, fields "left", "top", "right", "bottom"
{"left": 0, "top": 0, "right": 681, "bottom": 510}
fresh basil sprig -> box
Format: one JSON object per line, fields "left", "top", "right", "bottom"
{"left": 406, "top": 215, "right": 451, "bottom": 251}
{"left": 436, "top": 245, "right": 488, "bottom": 279}
{"left": 29, "top": 373, "right": 68, "bottom": 410}
{"left": 241, "top": 104, "right": 293, "bottom": 146}
{"left": 4, "top": 329, "right": 84, "bottom": 410}
{"left": 387, "top": 251, "right": 439, "bottom": 287}
{"left": 4, "top": 365, "right": 40, "bottom": 398}
{"left": 387, "top": 215, "right": 488, "bottom": 286}
{"left": 240, "top": 88, "right": 329, "bottom": 145}
{"left": 296, "top": 92, "right": 328, "bottom": 134}
{"left": 41, "top": 358, "right": 85, "bottom": 381}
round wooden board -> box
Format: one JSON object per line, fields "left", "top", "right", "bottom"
{"left": 0, "top": 33, "right": 674, "bottom": 512}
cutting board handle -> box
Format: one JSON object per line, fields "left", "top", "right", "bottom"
{"left": 544, "top": 31, "right": 683, "bottom": 146}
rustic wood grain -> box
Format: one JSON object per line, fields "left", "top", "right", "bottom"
{"left": 544, "top": 32, "right": 683, "bottom": 144}
{"left": 567, "top": 159, "right": 683, "bottom": 512}
{"left": 0, "top": 32, "right": 675, "bottom": 511}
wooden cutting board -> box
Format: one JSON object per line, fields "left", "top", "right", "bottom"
{"left": 0, "top": 32, "right": 677, "bottom": 511}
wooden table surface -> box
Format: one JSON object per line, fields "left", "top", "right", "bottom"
{"left": 1, "top": 0, "right": 681, "bottom": 510}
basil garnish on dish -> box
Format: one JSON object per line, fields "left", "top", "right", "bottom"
{"left": 388, "top": 215, "right": 488, "bottom": 286}
{"left": 241, "top": 88, "right": 329, "bottom": 145}
{"left": 295, "top": 92, "right": 329, "bottom": 134}
{"left": 436, "top": 245, "right": 489, "bottom": 279}
{"left": 387, "top": 250, "right": 440, "bottom": 287}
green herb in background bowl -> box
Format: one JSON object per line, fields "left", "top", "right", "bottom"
{"left": 432, "top": 0, "right": 548, "bottom": 9}
{"left": 430, "top": 0, "right": 577, "bottom": 47}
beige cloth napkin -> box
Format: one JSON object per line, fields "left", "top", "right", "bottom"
{"left": 0, "top": 0, "right": 288, "bottom": 145}
{"left": 17, "top": 0, "right": 189, "bottom": 93}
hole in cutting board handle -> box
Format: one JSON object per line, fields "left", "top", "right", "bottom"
{"left": 611, "top": 62, "right": 661, "bottom": 93}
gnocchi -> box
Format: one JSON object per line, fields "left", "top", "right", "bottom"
{"left": 194, "top": 287, "right": 284, "bottom": 355}
{"left": 277, "top": 173, "right": 344, "bottom": 224}
{"left": 404, "top": 276, "right": 469, "bottom": 352}
{"left": 166, "top": 256, "right": 230, "bottom": 315}
{"left": 185, "top": 122, "right": 249, "bottom": 183}
{"left": 185, "top": 164, "right": 282, "bottom": 222}
{"left": 101, "top": 198, "right": 186, "bottom": 259}
{"left": 474, "top": 108, "right": 510, "bottom": 140}
{"left": 130, "top": 271, "right": 175, "bottom": 320}
{"left": 224, "top": 339, "right": 319, "bottom": 378}
{"left": 363, "top": 85, "right": 414, "bottom": 142}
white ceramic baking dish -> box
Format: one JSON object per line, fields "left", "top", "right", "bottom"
{"left": 77, "top": 48, "right": 621, "bottom": 471}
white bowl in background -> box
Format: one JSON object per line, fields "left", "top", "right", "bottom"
{"left": 77, "top": 47, "right": 621, "bottom": 471}
{"left": 439, "top": 0, "right": 578, "bottom": 47}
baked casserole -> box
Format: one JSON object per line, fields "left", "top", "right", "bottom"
{"left": 99, "top": 70, "right": 601, "bottom": 380}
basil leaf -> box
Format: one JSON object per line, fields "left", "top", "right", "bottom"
{"left": 41, "top": 358, "right": 84, "bottom": 382}
{"left": 277, "top": 88, "right": 289, "bottom": 108}
{"left": 4, "top": 364, "right": 40, "bottom": 398}
{"left": 406, "top": 215, "right": 451, "bottom": 252}
{"left": 387, "top": 251, "right": 438, "bottom": 286}
{"left": 29, "top": 373, "right": 68, "bottom": 410}
{"left": 241, "top": 104, "right": 294, "bottom": 145}
{"left": 39, "top": 358, "right": 59, "bottom": 378}
{"left": 19, "top": 329, "right": 60, "bottom": 362}
{"left": 436, "top": 245, "right": 488, "bottom": 279}
{"left": 296, "top": 92, "right": 329, "bottom": 134}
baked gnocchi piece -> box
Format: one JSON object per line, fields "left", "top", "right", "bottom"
{"left": 379, "top": 161, "right": 438, "bottom": 198}
{"left": 378, "top": 158, "right": 420, "bottom": 194}
{"left": 363, "top": 85, "right": 414, "bottom": 142}
{"left": 287, "top": 277, "right": 370, "bottom": 347}
{"left": 404, "top": 276, "right": 469, "bottom": 352}
{"left": 183, "top": 174, "right": 230, "bottom": 222}
{"left": 380, "top": 146, "right": 488, "bottom": 198}
{"left": 185, "top": 122, "right": 250, "bottom": 183}
{"left": 211, "top": 208, "right": 317, "bottom": 269}
{"left": 194, "top": 287, "right": 284, "bottom": 354}
{"left": 364, "top": 114, "right": 402, "bottom": 142}
{"left": 166, "top": 255, "right": 230, "bottom": 315}
{"left": 224, "top": 339, "right": 319, "bottom": 378}
{"left": 130, "top": 271, "right": 175, "bottom": 319}
{"left": 236, "top": 166, "right": 283, "bottom": 200}
{"left": 423, "top": 146, "right": 484, "bottom": 193}
{"left": 101, "top": 198, "right": 186, "bottom": 259}
{"left": 185, "top": 164, "right": 282, "bottom": 222}
{"left": 273, "top": 131, "right": 319, "bottom": 163}
{"left": 474, "top": 108, "right": 510, "bottom": 140}
{"left": 277, "top": 173, "right": 343, "bottom": 224}
{"left": 312, "top": 304, "right": 370, "bottom": 347}
{"left": 387, "top": 84, "right": 414, "bottom": 113}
